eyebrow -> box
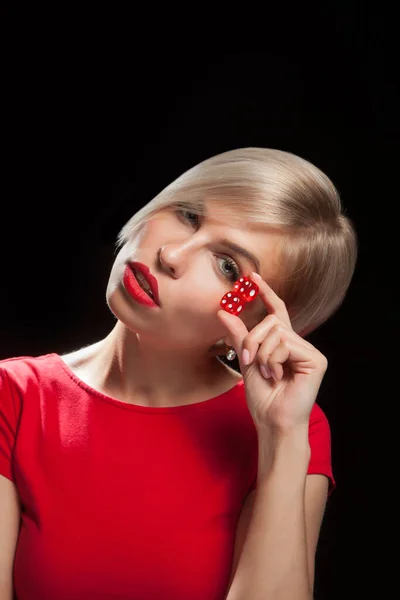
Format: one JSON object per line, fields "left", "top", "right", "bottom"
{"left": 197, "top": 201, "right": 261, "bottom": 274}
{"left": 218, "top": 239, "right": 261, "bottom": 274}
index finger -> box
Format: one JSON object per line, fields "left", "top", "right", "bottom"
{"left": 249, "top": 272, "right": 292, "bottom": 328}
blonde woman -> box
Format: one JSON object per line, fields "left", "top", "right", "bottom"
{"left": 0, "top": 148, "right": 358, "bottom": 600}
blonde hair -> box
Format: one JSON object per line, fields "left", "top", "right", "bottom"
{"left": 117, "top": 148, "right": 358, "bottom": 337}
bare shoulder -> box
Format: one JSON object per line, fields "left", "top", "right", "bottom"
{"left": 60, "top": 341, "right": 103, "bottom": 371}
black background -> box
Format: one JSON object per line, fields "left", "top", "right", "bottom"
{"left": 1, "top": 8, "right": 397, "bottom": 599}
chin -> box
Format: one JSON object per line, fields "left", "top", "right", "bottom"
{"left": 106, "top": 286, "right": 153, "bottom": 336}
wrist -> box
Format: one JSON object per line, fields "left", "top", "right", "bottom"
{"left": 256, "top": 425, "right": 310, "bottom": 481}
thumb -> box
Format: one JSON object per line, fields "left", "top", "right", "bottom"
{"left": 217, "top": 310, "right": 249, "bottom": 358}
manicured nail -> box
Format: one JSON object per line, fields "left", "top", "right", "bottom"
{"left": 251, "top": 272, "right": 262, "bottom": 280}
{"left": 241, "top": 349, "right": 250, "bottom": 365}
{"left": 260, "top": 365, "right": 272, "bottom": 379}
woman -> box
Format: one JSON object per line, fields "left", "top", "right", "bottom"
{"left": 0, "top": 148, "right": 358, "bottom": 599}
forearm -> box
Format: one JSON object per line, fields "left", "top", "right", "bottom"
{"left": 226, "top": 426, "right": 312, "bottom": 600}
{"left": 0, "top": 582, "right": 13, "bottom": 600}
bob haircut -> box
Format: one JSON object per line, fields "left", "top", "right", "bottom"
{"left": 117, "top": 148, "right": 358, "bottom": 338}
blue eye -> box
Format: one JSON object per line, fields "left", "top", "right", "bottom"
{"left": 176, "top": 208, "right": 241, "bottom": 283}
{"left": 216, "top": 255, "right": 240, "bottom": 282}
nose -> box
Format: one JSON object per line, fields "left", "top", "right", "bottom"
{"left": 158, "top": 244, "right": 177, "bottom": 277}
{"left": 158, "top": 236, "right": 204, "bottom": 278}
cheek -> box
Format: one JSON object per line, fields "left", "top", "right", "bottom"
{"left": 177, "top": 289, "right": 220, "bottom": 320}
{"left": 167, "top": 286, "right": 224, "bottom": 338}
{"left": 245, "top": 305, "right": 266, "bottom": 331}
{"left": 107, "top": 249, "right": 128, "bottom": 290}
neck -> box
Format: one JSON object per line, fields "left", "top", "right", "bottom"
{"left": 78, "top": 321, "right": 227, "bottom": 407}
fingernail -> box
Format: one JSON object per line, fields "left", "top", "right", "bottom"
{"left": 241, "top": 349, "right": 250, "bottom": 365}
{"left": 260, "top": 365, "right": 271, "bottom": 379}
{"left": 251, "top": 272, "right": 262, "bottom": 280}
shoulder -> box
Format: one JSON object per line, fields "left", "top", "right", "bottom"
{"left": 0, "top": 353, "right": 57, "bottom": 382}
{"left": 308, "top": 402, "right": 332, "bottom": 440}
{"left": 0, "top": 354, "right": 65, "bottom": 401}
{"left": 59, "top": 341, "right": 103, "bottom": 373}
{"left": 307, "top": 402, "right": 335, "bottom": 493}
{"left": 309, "top": 401, "right": 330, "bottom": 424}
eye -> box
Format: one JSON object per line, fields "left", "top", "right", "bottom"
{"left": 176, "top": 208, "right": 241, "bottom": 283}
{"left": 176, "top": 207, "right": 200, "bottom": 228}
{"left": 215, "top": 255, "right": 240, "bottom": 282}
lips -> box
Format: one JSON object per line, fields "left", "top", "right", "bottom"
{"left": 129, "top": 261, "right": 160, "bottom": 306}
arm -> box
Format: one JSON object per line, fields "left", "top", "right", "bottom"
{"left": 226, "top": 426, "right": 328, "bottom": 600}
{"left": 0, "top": 474, "right": 20, "bottom": 600}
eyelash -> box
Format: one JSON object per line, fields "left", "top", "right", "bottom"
{"left": 175, "top": 208, "right": 241, "bottom": 283}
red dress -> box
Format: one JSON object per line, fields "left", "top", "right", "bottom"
{"left": 0, "top": 353, "right": 335, "bottom": 600}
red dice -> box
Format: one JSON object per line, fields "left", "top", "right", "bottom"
{"left": 233, "top": 277, "right": 259, "bottom": 302}
{"left": 220, "top": 276, "right": 259, "bottom": 315}
{"left": 220, "top": 291, "right": 246, "bottom": 315}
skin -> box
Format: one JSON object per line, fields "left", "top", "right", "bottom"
{"left": 1, "top": 198, "right": 328, "bottom": 600}
{"left": 216, "top": 272, "right": 329, "bottom": 598}
{"left": 63, "top": 200, "right": 285, "bottom": 407}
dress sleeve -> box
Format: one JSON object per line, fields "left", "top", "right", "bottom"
{"left": 307, "top": 403, "right": 336, "bottom": 495}
{"left": 247, "top": 403, "right": 335, "bottom": 495}
{"left": 0, "top": 368, "right": 18, "bottom": 482}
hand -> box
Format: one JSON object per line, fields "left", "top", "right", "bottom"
{"left": 217, "top": 273, "right": 328, "bottom": 432}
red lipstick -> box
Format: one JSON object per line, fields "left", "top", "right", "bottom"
{"left": 129, "top": 262, "right": 160, "bottom": 305}
{"left": 122, "top": 262, "right": 160, "bottom": 308}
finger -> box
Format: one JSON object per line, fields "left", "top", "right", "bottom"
{"left": 255, "top": 327, "right": 283, "bottom": 373}
{"left": 217, "top": 309, "right": 249, "bottom": 362}
{"left": 243, "top": 318, "right": 310, "bottom": 365}
{"left": 266, "top": 337, "right": 326, "bottom": 380}
{"left": 265, "top": 341, "right": 291, "bottom": 380}
{"left": 250, "top": 272, "right": 292, "bottom": 328}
